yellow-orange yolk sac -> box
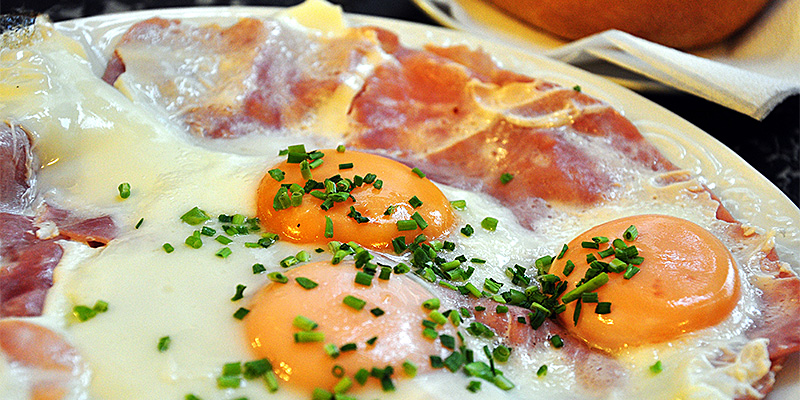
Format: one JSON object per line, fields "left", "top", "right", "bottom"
{"left": 256, "top": 149, "right": 455, "bottom": 251}
{"left": 553, "top": 214, "right": 740, "bottom": 353}
{"left": 244, "top": 261, "right": 451, "bottom": 392}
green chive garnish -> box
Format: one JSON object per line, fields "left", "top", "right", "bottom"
{"left": 411, "top": 167, "right": 425, "bottom": 178}
{"left": 296, "top": 277, "right": 318, "bottom": 289}
{"left": 215, "top": 247, "right": 232, "bottom": 258}
{"left": 181, "top": 206, "right": 210, "bottom": 225}
{"left": 461, "top": 224, "right": 474, "bottom": 236}
{"left": 118, "top": 182, "right": 131, "bottom": 199}
{"left": 624, "top": 225, "right": 639, "bottom": 241}
{"left": 162, "top": 243, "right": 174, "bottom": 253}
{"left": 336, "top": 145, "right": 346, "bottom": 153}
{"left": 411, "top": 212, "right": 428, "bottom": 230}
{"left": 481, "top": 217, "right": 498, "bottom": 231}
{"left": 500, "top": 172, "right": 514, "bottom": 184}
{"left": 294, "top": 331, "right": 325, "bottom": 343}
{"left": 343, "top": 295, "right": 367, "bottom": 310}
{"left": 233, "top": 307, "right": 250, "bottom": 320}
{"left": 408, "top": 196, "right": 423, "bottom": 208}
{"left": 231, "top": 284, "right": 246, "bottom": 301}
{"left": 396, "top": 219, "right": 417, "bottom": 231}
{"left": 595, "top": 302, "right": 612, "bottom": 314}
{"left": 537, "top": 364, "right": 548, "bottom": 377}
{"left": 268, "top": 168, "right": 285, "bottom": 181}
{"left": 550, "top": 335, "right": 564, "bottom": 348}
{"left": 157, "top": 336, "right": 171, "bottom": 352}
{"left": 650, "top": 360, "right": 663, "bottom": 374}
{"left": 324, "top": 216, "right": 333, "bottom": 238}
{"left": 267, "top": 272, "right": 288, "bottom": 283}
{"left": 402, "top": 360, "right": 417, "bottom": 377}
{"left": 422, "top": 298, "right": 440, "bottom": 310}
{"left": 561, "top": 272, "right": 609, "bottom": 303}
{"left": 354, "top": 271, "right": 373, "bottom": 286}
{"left": 293, "top": 315, "right": 319, "bottom": 331}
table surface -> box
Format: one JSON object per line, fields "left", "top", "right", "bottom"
{"left": 5, "top": 0, "right": 800, "bottom": 206}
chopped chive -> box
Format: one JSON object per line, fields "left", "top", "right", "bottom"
{"left": 581, "top": 241, "right": 599, "bottom": 249}
{"left": 343, "top": 295, "right": 367, "bottom": 310}
{"left": 598, "top": 247, "right": 616, "bottom": 258}
{"left": 537, "top": 364, "right": 548, "bottom": 377}
{"left": 561, "top": 272, "right": 609, "bottom": 303}
{"left": 215, "top": 247, "right": 232, "bottom": 258}
{"left": 338, "top": 162, "right": 353, "bottom": 170}
{"left": 296, "top": 277, "right": 319, "bottom": 290}
{"left": 467, "top": 380, "right": 482, "bottom": 392}
{"left": 312, "top": 388, "right": 332, "bottom": 400}
{"left": 366, "top": 336, "right": 378, "bottom": 345}
{"left": 493, "top": 345, "right": 511, "bottom": 362}
{"left": 650, "top": 360, "right": 663, "bottom": 374}
{"left": 233, "top": 307, "right": 250, "bottom": 320}
{"left": 294, "top": 331, "right": 325, "bottom": 343}
{"left": 162, "top": 243, "right": 174, "bottom": 253}
{"left": 450, "top": 199, "right": 466, "bottom": 210}
{"left": 118, "top": 182, "right": 131, "bottom": 199}
{"left": 325, "top": 343, "right": 341, "bottom": 358}
{"left": 440, "top": 334, "right": 456, "bottom": 349}
{"left": 595, "top": 302, "right": 612, "bottom": 314}
{"left": 354, "top": 271, "right": 373, "bottom": 286}
{"left": 293, "top": 315, "right": 319, "bottom": 331}
{"left": 624, "top": 225, "right": 639, "bottom": 241}
{"left": 334, "top": 376, "right": 352, "bottom": 393}
{"left": 572, "top": 299, "right": 582, "bottom": 326}
{"left": 500, "top": 172, "right": 514, "bottom": 184}
{"left": 300, "top": 160, "right": 312, "bottom": 180}
{"left": 550, "top": 335, "right": 564, "bottom": 348}
{"left": 444, "top": 351, "right": 465, "bottom": 372}
{"left": 460, "top": 224, "right": 474, "bottom": 236}
{"left": 251, "top": 263, "right": 266, "bottom": 274}
{"left": 384, "top": 205, "right": 396, "bottom": 216}
{"left": 216, "top": 375, "right": 241, "bottom": 389}
{"left": 324, "top": 216, "right": 334, "bottom": 238}
{"left": 422, "top": 298, "right": 440, "bottom": 310}
{"left": 430, "top": 355, "right": 444, "bottom": 368}
{"left": 370, "top": 308, "right": 385, "bottom": 317}
{"left": 396, "top": 219, "right": 417, "bottom": 231}
{"left": 624, "top": 265, "right": 641, "bottom": 279}
{"left": 410, "top": 212, "right": 428, "bottom": 230}
{"left": 411, "top": 167, "right": 425, "bottom": 178}
{"left": 557, "top": 244, "right": 568, "bottom": 259}
{"left": 373, "top": 179, "right": 383, "bottom": 189}
{"left": 408, "top": 196, "right": 423, "bottom": 208}
{"left": 563, "top": 260, "right": 575, "bottom": 276}
{"left": 267, "top": 272, "right": 288, "bottom": 283}
{"left": 134, "top": 218, "right": 144, "bottom": 229}
{"left": 363, "top": 173, "right": 377, "bottom": 184}
{"left": 422, "top": 328, "right": 438, "bottom": 340}
{"left": 309, "top": 159, "right": 324, "bottom": 169}
{"left": 231, "top": 284, "right": 246, "bottom": 301}
{"left": 481, "top": 217, "right": 498, "bottom": 231}
{"left": 296, "top": 250, "right": 310, "bottom": 262}
{"left": 354, "top": 368, "right": 369, "bottom": 385}
{"left": 340, "top": 343, "right": 357, "bottom": 352}
{"left": 429, "top": 310, "right": 448, "bottom": 325}
{"left": 184, "top": 234, "right": 202, "bottom": 249}
{"left": 402, "top": 360, "right": 417, "bottom": 377}
{"left": 496, "top": 305, "right": 509, "bottom": 313}
{"left": 336, "top": 145, "right": 346, "bottom": 153}
{"left": 180, "top": 206, "right": 210, "bottom": 225}
{"left": 157, "top": 336, "right": 171, "bottom": 352}
{"left": 581, "top": 292, "right": 599, "bottom": 303}
{"left": 215, "top": 235, "right": 232, "bottom": 244}
{"left": 268, "top": 168, "right": 285, "bottom": 181}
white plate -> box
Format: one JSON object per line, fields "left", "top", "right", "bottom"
{"left": 55, "top": 6, "right": 799, "bottom": 398}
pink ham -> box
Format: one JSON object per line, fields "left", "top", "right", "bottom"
{"left": 0, "top": 123, "right": 116, "bottom": 317}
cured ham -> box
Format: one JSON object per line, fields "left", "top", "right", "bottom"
{"left": 0, "top": 122, "right": 116, "bottom": 317}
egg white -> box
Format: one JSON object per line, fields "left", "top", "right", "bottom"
{"left": 0, "top": 5, "right": 789, "bottom": 399}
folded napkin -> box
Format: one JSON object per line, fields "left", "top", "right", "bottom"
{"left": 546, "top": 28, "right": 799, "bottom": 120}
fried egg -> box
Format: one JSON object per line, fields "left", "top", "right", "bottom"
{"left": 0, "top": 2, "right": 798, "bottom": 400}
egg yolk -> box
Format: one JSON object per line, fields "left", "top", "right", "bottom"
{"left": 553, "top": 214, "right": 740, "bottom": 353}
{"left": 256, "top": 149, "right": 455, "bottom": 250}
{"left": 245, "top": 261, "right": 448, "bottom": 392}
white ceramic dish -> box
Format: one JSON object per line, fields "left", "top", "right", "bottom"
{"left": 53, "top": 6, "right": 799, "bottom": 399}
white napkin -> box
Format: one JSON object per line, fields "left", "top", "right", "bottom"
{"left": 428, "top": 0, "right": 800, "bottom": 120}
{"left": 546, "top": 29, "right": 798, "bottom": 120}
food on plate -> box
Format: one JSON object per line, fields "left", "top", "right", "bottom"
{"left": 1, "top": 0, "right": 798, "bottom": 399}
{"left": 485, "top": 0, "right": 773, "bottom": 49}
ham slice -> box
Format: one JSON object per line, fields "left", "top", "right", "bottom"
{"left": 0, "top": 122, "right": 116, "bottom": 317}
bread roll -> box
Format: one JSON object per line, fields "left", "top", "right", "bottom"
{"left": 487, "top": 0, "right": 772, "bottom": 49}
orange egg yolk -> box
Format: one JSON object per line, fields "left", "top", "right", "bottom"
{"left": 256, "top": 149, "right": 455, "bottom": 250}
{"left": 553, "top": 214, "right": 740, "bottom": 353}
{"left": 245, "top": 261, "right": 449, "bottom": 392}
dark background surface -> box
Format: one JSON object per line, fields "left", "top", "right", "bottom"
{"left": 4, "top": 0, "right": 799, "bottom": 206}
